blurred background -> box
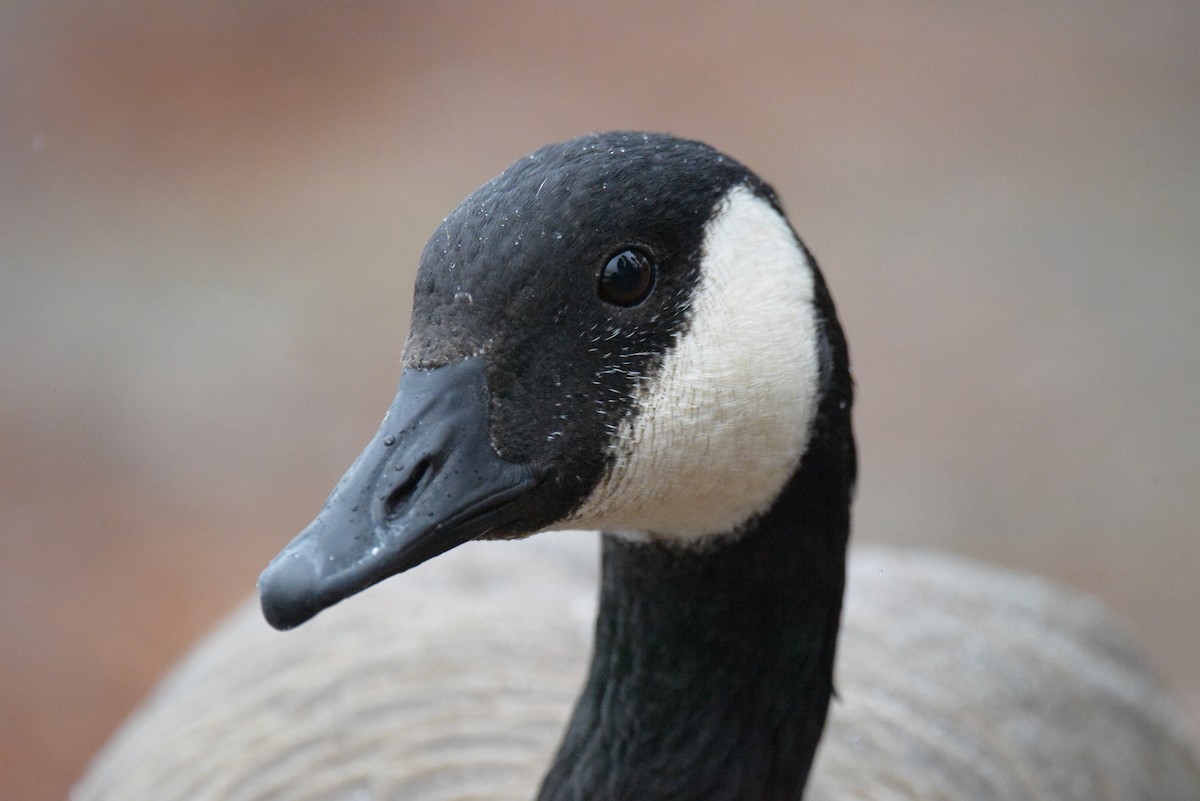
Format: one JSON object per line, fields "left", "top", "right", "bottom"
{"left": 2, "top": 2, "right": 1197, "bottom": 799}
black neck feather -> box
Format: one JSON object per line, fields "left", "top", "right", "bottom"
{"left": 536, "top": 427, "right": 853, "bottom": 801}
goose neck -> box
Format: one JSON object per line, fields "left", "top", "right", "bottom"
{"left": 537, "top": 461, "right": 851, "bottom": 801}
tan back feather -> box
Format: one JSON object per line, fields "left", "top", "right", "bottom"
{"left": 75, "top": 539, "right": 1200, "bottom": 801}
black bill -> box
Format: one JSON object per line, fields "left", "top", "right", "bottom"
{"left": 258, "top": 357, "right": 545, "bottom": 630}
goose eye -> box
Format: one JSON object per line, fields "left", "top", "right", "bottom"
{"left": 598, "top": 249, "right": 656, "bottom": 307}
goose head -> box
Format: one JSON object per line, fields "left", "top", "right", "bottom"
{"left": 258, "top": 132, "right": 856, "bottom": 800}
{"left": 259, "top": 129, "right": 854, "bottom": 632}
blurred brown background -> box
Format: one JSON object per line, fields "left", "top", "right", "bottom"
{"left": 2, "top": 3, "right": 1197, "bottom": 800}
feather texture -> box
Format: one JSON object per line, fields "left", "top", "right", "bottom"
{"left": 74, "top": 537, "right": 1200, "bottom": 801}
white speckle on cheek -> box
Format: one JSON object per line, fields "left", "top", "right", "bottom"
{"left": 567, "top": 187, "right": 822, "bottom": 542}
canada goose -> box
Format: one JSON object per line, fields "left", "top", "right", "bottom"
{"left": 74, "top": 133, "right": 1200, "bottom": 800}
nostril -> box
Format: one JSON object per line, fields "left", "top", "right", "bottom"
{"left": 383, "top": 458, "right": 431, "bottom": 520}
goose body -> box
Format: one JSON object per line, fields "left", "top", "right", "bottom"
{"left": 74, "top": 133, "right": 1200, "bottom": 800}
{"left": 74, "top": 539, "right": 1200, "bottom": 800}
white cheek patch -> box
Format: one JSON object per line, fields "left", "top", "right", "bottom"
{"left": 565, "top": 186, "right": 822, "bottom": 543}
